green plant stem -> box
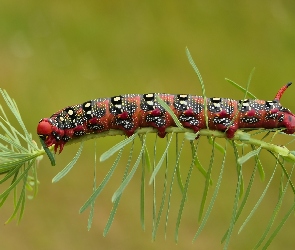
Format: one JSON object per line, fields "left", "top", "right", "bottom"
{"left": 63, "top": 128, "right": 295, "bottom": 162}
{"left": 3, "top": 127, "right": 293, "bottom": 172}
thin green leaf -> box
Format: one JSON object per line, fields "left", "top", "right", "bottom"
{"left": 238, "top": 161, "right": 278, "bottom": 234}
{"left": 175, "top": 141, "right": 197, "bottom": 242}
{"left": 112, "top": 134, "right": 147, "bottom": 202}
{"left": 223, "top": 161, "right": 243, "bottom": 248}
{"left": 0, "top": 171, "right": 18, "bottom": 207}
{"left": 0, "top": 152, "right": 41, "bottom": 172}
{"left": 176, "top": 135, "right": 184, "bottom": 193}
{"left": 87, "top": 141, "right": 97, "bottom": 231}
{"left": 192, "top": 143, "right": 213, "bottom": 185}
{"left": 176, "top": 162, "right": 184, "bottom": 193}
{"left": 232, "top": 142, "right": 244, "bottom": 198}
{"left": 268, "top": 151, "right": 295, "bottom": 194}
{"left": 165, "top": 136, "right": 185, "bottom": 238}
{"left": 0, "top": 117, "right": 21, "bottom": 147}
{"left": 244, "top": 68, "right": 255, "bottom": 99}
{"left": 5, "top": 170, "right": 28, "bottom": 224}
{"left": 100, "top": 133, "right": 137, "bottom": 162}
{"left": 18, "top": 187, "right": 26, "bottom": 224}
{"left": 186, "top": 47, "right": 208, "bottom": 129}
{"left": 225, "top": 70, "right": 254, "bottom": 134}
{"left": 238, "top": 147, "right": 261, "bottom": 165}
{"left": 239, "top": 133, "right": 251, "bottom": 141}
{"left": 222, "top": 153, "right": 259, "bottom": 242}
{"left": 31, "top": 163, "right": 39, "bottom": 198}
{"left": 141, "top": 136, "right": 149, "bottom": 230}
{"left": 193, "top": 142, "right": 227, "bottom": 241}
{"left": 144, "top": 144, "right": 152, "bottom": 172}
{"left": 104, "top": 140, "right": 135, "bottom": 235}
{"left": 152, "top": 137, "right": 169, "bottom": 240}
{"left": 152, "top": 134, "right": 157, "bottom": 234}
{"left": 149, "top": 133, "right": 174, "bottom": 185}
{"left": 225, "top": 78, "right": 257, "bottom": 99}
{"left": 103, "top": 191, "right": 121, "bottom": 236}
{"left": 52, "top": 142, "right": 83, "bottom": 183}
{"left": 254, "top": 165, "right": 294, "bottom": 249}
{"left": 0, "top": 89, "right": 35, "bottom": 148}
{"left": 222, "top": 142, "right": 243, "bottom": 248}
{"left": 80, "top": 148, "right": 123, "bottom": 213}
{"left": 155, "top": 95, "right": 184, "bottom": 129}
{"left": 140, "top": 153, "right": 146, "bottom": 230}
{"left": 207, "top": 137, "right": 225, "bottom": 154}
{"left": 198, "top": 140, "right": 215, "bottom": 221}
{"left": 39, "top": 138, "right": 55, "bottom": 166}
{"left": 261, "top": 201, "right": 295, "bottom": 249}
{"left": 184, "top": 132, "right": 198, "bottom": 141}
{"left": 0, "top": 134, "right": 28, "bottom": 153}
{"left": 0, "top": 163, "right": 31, "bottom": 200}
{"left": 0, "top": 164, "right": 22, "bottom": 184}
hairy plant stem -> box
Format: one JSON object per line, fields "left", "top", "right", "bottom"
{"left": 59, "top": 128, "right": 295, "bottom": 161}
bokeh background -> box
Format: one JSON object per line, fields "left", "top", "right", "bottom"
{"left": 1, "top": 1, "right": 295, "bottom": 249}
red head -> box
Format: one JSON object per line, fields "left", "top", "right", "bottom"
{"left": 37, "top": 118, "right": 53, "bottom": 140}
{"left": 37, "top": 118, "right": 68, "bottom": 153}
{"left": 37, "top": 118, "right": 57, "bottom": 150}
{"left": 281, "top": 112, "right": 295, "bottom": 134}
{"left": 274, "top": 83, "right": 295, "bottom": 134}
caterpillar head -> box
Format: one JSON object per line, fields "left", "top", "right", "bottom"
{"left": 282, "top": 112, "right": 295, "bottom": 135}
{"left": 37, "top": 118, "right": 66, "bottom": 153}
{"left": 274, "top": 83, "right": 295, "bottom": 134}
{"left": 37, "top": 118, "right": 53, "bottom": 140}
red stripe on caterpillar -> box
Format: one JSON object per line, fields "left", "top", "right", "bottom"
{"left": 37, "top": 83, "right": 295, "bottom": 153}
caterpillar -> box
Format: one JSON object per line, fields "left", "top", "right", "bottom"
{"left": 37, "top": 83, "right": 295, "bottom": 154}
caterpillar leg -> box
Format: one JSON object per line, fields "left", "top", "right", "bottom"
{"left": 225, "top": 125, "right": 238, "bottom": 138}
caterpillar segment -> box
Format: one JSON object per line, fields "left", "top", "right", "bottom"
{"left": 37, "top": 83, "right": 295, "bottom": 153}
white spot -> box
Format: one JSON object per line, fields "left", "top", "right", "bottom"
{"left": 84, "top": 102, "right": 91, "bottom": 107}
{"left": 113, "top": 96, "right": 121, "bottom": 102}
{"left": 179, "top": 94, "right": 188, "bottom": 98}
{"left": 68, "top": 109, "right": 74, "bottom": 115}
{"left": 145, "top": 94, "right": 154, "bottom": 98}
{"left": 147, "top": 101, "right": 154, "bottom": 106}
{"left": 180, "top": 100, "right": 188, "bottom": 105}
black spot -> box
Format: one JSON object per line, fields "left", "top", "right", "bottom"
{"left": 64, "top": 107, "right": 76, "bottom": 120}
{"left": 74, "top": 130, "right": 85, "bottom": 136}
{"left": 210, "top": 98, "right": 221, "bottom": 103}
{"left": 238, "top": 99, "right": 251, "bottom": 112}
{"left": 241, "top": 117, "right": 260, "bottom": 124}
{"left": 87, "top": 123, "right": 104, "bottom": 131}
{"left": 143, "top": 93, "right": 154, "bottom": 101}
{"left": 82, "top": 101, "right": 92, "bottom": 119}
{"left": 176, "top": 94, "right": 188, "bottom": 101}
{"left": 111, "top": 96, "right": 123, "bottom": 105}
{"left": 141, "top": 94, "right": 155, "bottom": 111}
{"left": 110, "top": 96, "right": 124, "bottom": 114}
{"left": 62, "top": 136, "right": 71, "bottom": 142}
{"left": 208, "top": 98, "right": 222, "bottom": 113}
{"left": 52, "top": 131, "right": 61, "bottom": 141}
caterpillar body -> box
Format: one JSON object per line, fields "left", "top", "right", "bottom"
{"left": 37, "top": 83, "right": 295, "bottom": 153}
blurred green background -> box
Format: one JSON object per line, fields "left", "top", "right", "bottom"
{"left": 1, "top": 1, "right": 295, "bottom": 249}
